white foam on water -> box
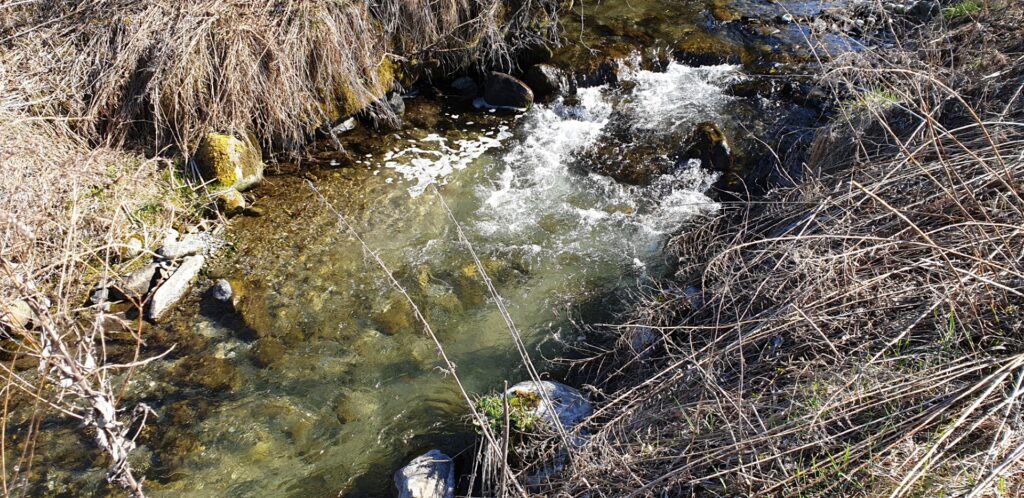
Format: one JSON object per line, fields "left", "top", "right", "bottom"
{"left": 383, "top": 129, "right": 512, "bottom": 195}
{"left": 476, "top": 61, "right": 733, "bottom": 263}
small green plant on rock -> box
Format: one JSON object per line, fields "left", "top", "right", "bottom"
{"left": 475, "top": 390, "right": 541, "bottom": 433}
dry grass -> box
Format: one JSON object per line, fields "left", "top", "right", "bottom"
{"left": 496, "top": 4, "right": 1024, "bottom": 497}
{"left": 1, "top": 0, "right": 555, "bottom": 153}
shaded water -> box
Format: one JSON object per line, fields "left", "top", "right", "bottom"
{"left": 138, "top": 61, "right": 743, "bottom": 496}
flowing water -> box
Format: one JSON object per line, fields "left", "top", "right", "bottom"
{"left": 126, "top": 61, "right": 748, "bottom": 497}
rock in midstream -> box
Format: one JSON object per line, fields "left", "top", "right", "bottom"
{"left": 506, "top": 380, "right": 592, "bottom": 430}
{"left": 146, "top": 255, "right": 204, "bottom": 321}
{"left": 394, "top": 449, "right": 455, "bottom": 498}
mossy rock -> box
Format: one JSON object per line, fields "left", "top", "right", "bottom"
{"left": 194, "top": 133, "right": 265, "bottom": 192}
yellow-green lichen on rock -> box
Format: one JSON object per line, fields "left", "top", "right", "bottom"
{"left": 194, "top": 133, "right": 265, "bottom": 192}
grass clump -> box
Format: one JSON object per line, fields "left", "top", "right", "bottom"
{"left": 943, "top": 0, "right": 982, "bottom": 20}
{"left": 475, "top": 391, "right": 541, "bottom": 433}
{"left": 1, "top": 0, "right": 557, "bottom": 153}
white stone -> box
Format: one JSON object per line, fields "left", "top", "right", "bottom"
{"left": 146, "top": 255, "right": 204, "bottom": 321}
{"left": 394, "top": 449, "right": 455, "bottom": 498}
{"left": 506, "top": 380, "right": 592, "bottom": 430}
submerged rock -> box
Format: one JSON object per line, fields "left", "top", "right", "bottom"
{"left": 146, "top": 255, "right": 204, "bottom": 321}
{"left": 394, "top": 449, "right": 455, "bottom": 498}
{"left": 505, "top": 380, "right": 592, "bottom": 430}
{"left": 522, "top": 64, "right": 564, "bottom": 99}
{"left": 482, "top": 72, "right": 534, "bottom": 109}
{"left": 195, "top": 133, "right": 265, "bottom": 191}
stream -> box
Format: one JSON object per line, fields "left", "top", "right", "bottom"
{"left": 29, "top": 0, "right": 851, "bottom": 495}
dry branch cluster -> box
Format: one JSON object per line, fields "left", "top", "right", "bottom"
{"left": 509, "top": 6, "right": 1024, "bottom": 497}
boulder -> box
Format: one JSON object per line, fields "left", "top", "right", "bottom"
{"left": 146, "top": 255, "right": 204, "bottom": 321}
{"left": 450, "top": 77, "right": 478, "bottom": 99}
{"left": 194, "top": 133, "right": 265, "bottom": 192}
{"left": 685, "top": 122, "right": 733, "bottom": 173}
{"left": 118, "top": 263, "right": 163, "bottom": 301}
{"left": 522, "top": 64, "right": 563, "bottom": 99}
{"left": 387, "top": 92, "right": 406, "bottom": 116}
{"left": 505, "top": 380, "right": 592, "bottom": 430}
{"left": 394, "top": 449, "right": 455, "bottom": 498}
{"left": 482, "top": 72, "right": 534, "bottom": 109}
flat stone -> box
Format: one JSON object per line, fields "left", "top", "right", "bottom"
{"left": 146, "top": 255, "right": 204, "bottom": 321}
{"left": 159, "top": 233, "right": 209, "bottom": 260}
{"left": 118, "top": 263, "right": 163, "bottom": 301}
{"left": 505, "top": 380, "right": 592, "bottom": 430}
{"left": 394, "top": 449, "right": 455, "bottom": 498}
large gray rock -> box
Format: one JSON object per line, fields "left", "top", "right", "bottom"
{"left": 394, "top": 449, "right": 455, "bottom": 498}
{"left": 482, "top": 72, "right": 534, "bottom": 109}
{"left": 506, "top": 380, "right": 592, "bottom": 430}
{"left": 146, "top": 255, "right": 204, "bottom": 321}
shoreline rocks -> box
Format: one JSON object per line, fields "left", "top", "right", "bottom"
{"left": 395, "top": 449, "right": 455, "bottom": 498}
{"left": 145, "top": 255, "right": 205, "bottom": 321}
{"left": 522, "top": 64, "right": 564, "bottom": 99}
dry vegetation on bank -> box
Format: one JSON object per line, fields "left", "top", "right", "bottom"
{"left": 0, "top": 0, "right": 553, "bottom": 495}
{"left": 499, "top": 3, "right": 1024, "bottom": 497}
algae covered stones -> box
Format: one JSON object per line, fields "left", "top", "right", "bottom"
{"left": 195, "top": 133, "right": 265, "bottom": 192}
{"left": 394, "top": 449, "right": 455, "bottom": 498}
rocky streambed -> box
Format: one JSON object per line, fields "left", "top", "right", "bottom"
{"left": 13, "top": 0, "right": 949, "bottom": 495}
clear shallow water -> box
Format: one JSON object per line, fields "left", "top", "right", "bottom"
{"left": 130, "top": 60, "right": 738, "bottom": 497}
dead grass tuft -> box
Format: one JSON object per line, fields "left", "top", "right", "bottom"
{"left": 1, "top": 0, "right": 556, "bottom": 153}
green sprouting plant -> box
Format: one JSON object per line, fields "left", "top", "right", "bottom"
{"left": 943, "top": 0, "right": 982, "bottom": 20}
{"left": 475, "top": 390, "right": 541, "bottom": 433}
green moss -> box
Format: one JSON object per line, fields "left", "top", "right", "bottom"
{"left": 194, "top": 133, "right": 265, "bottom": 191}
{"left": 943, "top": 0, "right": 981, "bottom": 19}
{"left": 475, "top": 390, "right": 541, "bottom": 432}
